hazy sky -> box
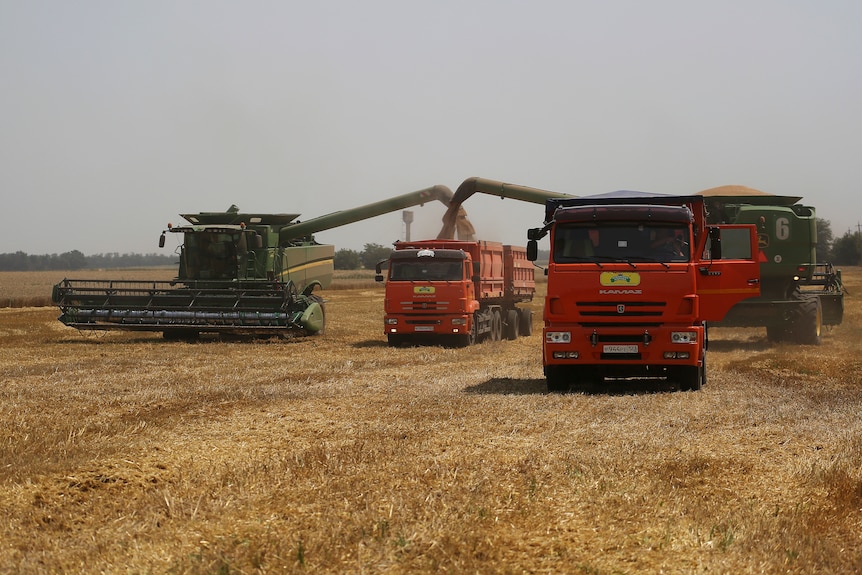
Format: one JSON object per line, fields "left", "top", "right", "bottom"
{"left": 2, "top": 1, "right": 860, "bottom": 256}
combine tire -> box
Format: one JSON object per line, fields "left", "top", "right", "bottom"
{"left": 307, "top": 295, "right": 326, "bottom": 336}
{"left": 789, "top": 295, "right": 822, "bottom": 345}
{"left": 162, "top": 329, "right": 199, "bottom": 342}
{"left": 766, "top": 323, "right": 787, "bottom": 342}
{"left": 518, "top": 307, "right": 533, "bottom": 336}
{"left": 504, "top": 309, "right": 519, "bottom": 340}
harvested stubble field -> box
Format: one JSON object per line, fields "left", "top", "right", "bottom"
{"left": 1, "top": 268, "right": 860, "bottom": 574}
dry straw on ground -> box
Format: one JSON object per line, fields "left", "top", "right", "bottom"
{"left": 0, "top": 268, "right": 860, "bottom": 573}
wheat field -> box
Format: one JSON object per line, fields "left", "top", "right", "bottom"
{"left": 0, "top": 268, "right": 860, "bottom": 573}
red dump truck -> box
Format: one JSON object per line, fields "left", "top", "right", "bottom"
{"left": 526, "top": 191, "right": 761, "bottom": 392}
{"left": 375, "top": 240, "right": 536, "bottom": 346}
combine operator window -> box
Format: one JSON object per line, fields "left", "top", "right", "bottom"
{"left": 390, "top": 260, "right": 464, "bottom": 281}
{"left": 185, "top": 232, "right": 240, "bottom": 279}
{"left": 554, "top": 223, "right": 690, "bottom": 263}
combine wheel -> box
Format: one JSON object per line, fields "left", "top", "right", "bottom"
{"left": 504, "top": 309, "right": 519, "bottom": 340}
{"left": 163, "top": 329, "right": 199, "bottom": 342}
{"left": 789, "top": 295, "right": 822, "bottom": 345}
{"left": 765, "top": 323, "right": 787, "bottom": 343}
{"left": 307, "top": 295, "right": 326, "bottom": 336}
{"left": 518, "top": 307, "right": 533, "bottom": 336}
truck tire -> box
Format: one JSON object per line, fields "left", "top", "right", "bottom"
{"left": 545, "top": 365, "right": 570, "bottom": 393}
{"left": 491, "top": 309, "right": 503, "bottom": 341}
{"left": 387, "top": 334, "right": 406, "bottom": 347}
{"left": 676, "top": 365, "right": 703, "bottom": 392}
{"left": 504, "top": 309, "right": 519, "bottom": 340}
{"left": 458, "top": 318, "right": 477, "bottom": 347}
{"left": 518, "top": 307, "right": 533, "bottom": 336}
{"left": 790, "top": 295, "right": 822, "bottom": 345}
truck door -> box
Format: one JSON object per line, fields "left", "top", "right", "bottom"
{"left": 697, "top": 224, "right": 761, "bottom": 321}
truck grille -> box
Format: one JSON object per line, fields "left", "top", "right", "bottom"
{"left": 575, "top": 301, "right": 666, "bottom": 326}
{"left": 400, "top": 301, "right": 450, "bottom": 311}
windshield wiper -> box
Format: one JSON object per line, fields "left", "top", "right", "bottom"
{"left": 558, "top": 256, "right": 603, "bottom": 268}
{"left": 622, "top": 255, "right": 670, "bottom": 269}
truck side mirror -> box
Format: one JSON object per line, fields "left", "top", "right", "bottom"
{"left": 374, "top": 260, "right": 387, "bottom": 282}
{"left": 708, "top": 227, "right": 722, "bottom": 260}
{"left": 527, "top": 228, "right": 542, "bottom": 241}
{"left": 527, "top": 240, "right": 538, "bottom": 262}
{"left": 159, "top": 233, "right": 166, "bottom": 248}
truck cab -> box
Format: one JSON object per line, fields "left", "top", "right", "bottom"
{"left": 528, "top": 192, "right": 760, "bottom": 392}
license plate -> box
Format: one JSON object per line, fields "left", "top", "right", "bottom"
{"left": 603, "top": 345, "right": 638, "bottom": 354}
{"left": 414, "top": 326, "right": 434, "bottom": 332}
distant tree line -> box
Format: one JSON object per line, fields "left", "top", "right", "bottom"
{"left": 0, "top": 251, "right": 176, "bottom": 271}
{"left": 334, "top": 243, "right": 394, "bottom": 270}
{"left": 815, "top": 219, "right": 861, "bottom": 265}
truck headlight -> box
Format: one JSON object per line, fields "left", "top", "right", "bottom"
{"left": 546, "top": 331, "right": 571, "bottom": 343}
{"left": 452, "top": 318, "right": 467, "bottom": 325}
{"left": 385, "top": 318, "right": 398, "bottom": 325}
{"left": 671, "top": 331, "right": 697, "bottom": 343}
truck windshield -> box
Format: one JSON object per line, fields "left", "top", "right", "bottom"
{"left": 553, "top": 223, "right": 690, "bottom": 263}
{"left": 389, "top": 260, "right": 464, "bottom": 281}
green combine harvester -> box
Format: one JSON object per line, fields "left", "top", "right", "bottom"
{"left": 696, "top": 185, "right": 846, "bottom": 344}
{"left": 51, "top": 186, "right": 457, "bottom": 339}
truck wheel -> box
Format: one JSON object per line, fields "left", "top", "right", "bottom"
{"left": 545, "top": 365, "right": 570, "bottom": 393}
{"left": 458, "top": 319, "right": 477, "bottom": 347}
{"left": 790, "top": 295, "right": 822, "bottom": 345}
{"left": 518, "top": 307, "right": 533, "bottom": 336}
{"left": 676, "top": 365, "right": 703, "bottom": 392}
{"left": 504, "top": 309, "right": 519, "bottom": 340}
{"left": 491, "top": 309, "right": 503, "bottom": 341}
{"left": 387, "top": 334, "right": 406, "bottom": 347}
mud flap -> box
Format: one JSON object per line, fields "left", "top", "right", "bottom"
{"left": 299, "top": 301, "right": 325, "bottom": 334}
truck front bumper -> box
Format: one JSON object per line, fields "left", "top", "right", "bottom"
{"left": 543, "top": 325, "right": 704, "bottom": 368}
{"left": 384, "top": 314, "right": 471, "bottom": 336}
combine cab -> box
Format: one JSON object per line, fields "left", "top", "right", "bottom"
{"left": 696, "top": 185, "right": 846, "bottom": 344}
{"left": 52, "top": 187, "right": 458, "bottom": 339}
